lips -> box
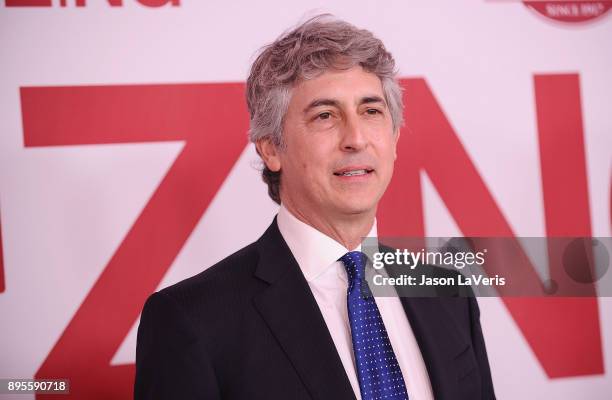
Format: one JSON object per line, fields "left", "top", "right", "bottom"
{"left": 333, "top": 166, "right": 375, "bottom": 177}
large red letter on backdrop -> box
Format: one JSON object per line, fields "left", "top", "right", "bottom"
{"left": 22, "top": 83, "right": 248, "bottom": 399}
{"left": 379, "top": 76, "right": 603, "bottom": 378}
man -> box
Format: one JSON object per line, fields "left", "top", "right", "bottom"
{"left": 135, "top": 15, "right": 496, "bottom": 400}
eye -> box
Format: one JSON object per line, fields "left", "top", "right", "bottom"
{"left": 366, "top": 108, "right": 381, "bottom": 115}
{"left": 317, "top": 112, "right": 332, "bottom": 120}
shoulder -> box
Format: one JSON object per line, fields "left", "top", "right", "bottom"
{"left": 157, "top": 240, "right": 264, "bottom": 313}
{"left": 140, "top": 219, "right": 287, "bottom": 330}
{"left": 146, "top": 238, "right": 264, "bottom": 320}
{"left": 163, "top": 241, "right": 259, "bottom": 294}
{"left": 139, "top": 238, "right": 269, "bottom": 351}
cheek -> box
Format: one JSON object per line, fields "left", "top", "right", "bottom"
{"left": 376, "top": 140, "right": 398, "bottom": 177}
{"left": 294, "top": 144, "right": 332, "bottom": 173}
{"left": 282, "top": 129, "right": 336, "bottom": 182}
{"left": 282, "top": 149, "right": 324, "bottom": 183}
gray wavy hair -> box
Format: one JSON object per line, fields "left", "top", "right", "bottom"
{"left": 246, "top": 14, "right": 404, "bottom": 204}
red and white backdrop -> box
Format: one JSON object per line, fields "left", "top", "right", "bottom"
{"left": 0, "top": 0, "right": 611, "bottom": 399}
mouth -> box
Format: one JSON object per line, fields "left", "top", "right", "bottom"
{"left": 333, "top": 168, "right": 375, "bottom": 177}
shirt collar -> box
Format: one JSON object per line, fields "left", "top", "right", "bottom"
{"left": 277, "top": 204, "right": 378, "bottom": 282}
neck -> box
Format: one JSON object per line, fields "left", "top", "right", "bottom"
{"left": 281, "top": 200, "right": 375, "bottom": 250}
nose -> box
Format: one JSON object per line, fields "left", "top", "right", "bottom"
{"left": 340, "top": 114, "right": 367, "bottom": 152}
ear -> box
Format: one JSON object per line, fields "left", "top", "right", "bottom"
{"left": 255, "top": 138, "right": 282, "bottom": 172}
{"left": 392, "top": 127, "right": 401, "bottom": 160}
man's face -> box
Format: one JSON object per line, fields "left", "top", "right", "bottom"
{"left": 260, "top": 66, "right": 399, "bottom": 223}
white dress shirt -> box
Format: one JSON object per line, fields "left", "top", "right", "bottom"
{"left": 277, "top": 205, "right": 434, "bottom": 400}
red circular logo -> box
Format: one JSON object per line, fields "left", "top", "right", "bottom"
{"left": 524, "top": 1, "right": 611, "bottom": 23}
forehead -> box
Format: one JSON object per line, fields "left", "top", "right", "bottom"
{"left": 291, "top": 66, "right": 384, "bottom": 106}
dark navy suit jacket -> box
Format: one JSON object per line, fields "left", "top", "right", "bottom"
{"left": 134, "top": 219, "right": 496, "bottom": 399}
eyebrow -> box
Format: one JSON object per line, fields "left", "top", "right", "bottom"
{"left": 303, "top": 98, "right": 340, "bottom": 113}
{"left": 360, "top": 96, "right": 387, "bottom": 107}
{"left": 303, "top": 95, "right": 387, "bottom": 114}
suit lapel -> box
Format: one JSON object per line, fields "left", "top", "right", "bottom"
{"left": 253, "top": 220, "right": 357, "bottom": 400}
{"left": 397, "top": 296, "right": 470, "bottom": 400}
{"left": 383, "top": 259, "right": 473, "bottom": 400}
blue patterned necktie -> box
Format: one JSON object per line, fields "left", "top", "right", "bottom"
{"left": 340, "top": 251, "right": 410, "bottom": 400}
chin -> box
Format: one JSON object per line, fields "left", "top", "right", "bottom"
{"left": 335, "top": 200, "right": 377, "bottom": 216}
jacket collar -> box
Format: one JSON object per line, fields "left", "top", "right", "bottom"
{"left": 253, "top": 217, "right": 357, "bottom": 400}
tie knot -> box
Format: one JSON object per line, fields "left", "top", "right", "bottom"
{"left": 340, "top": 251, "right": 367, "bottom": 282}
